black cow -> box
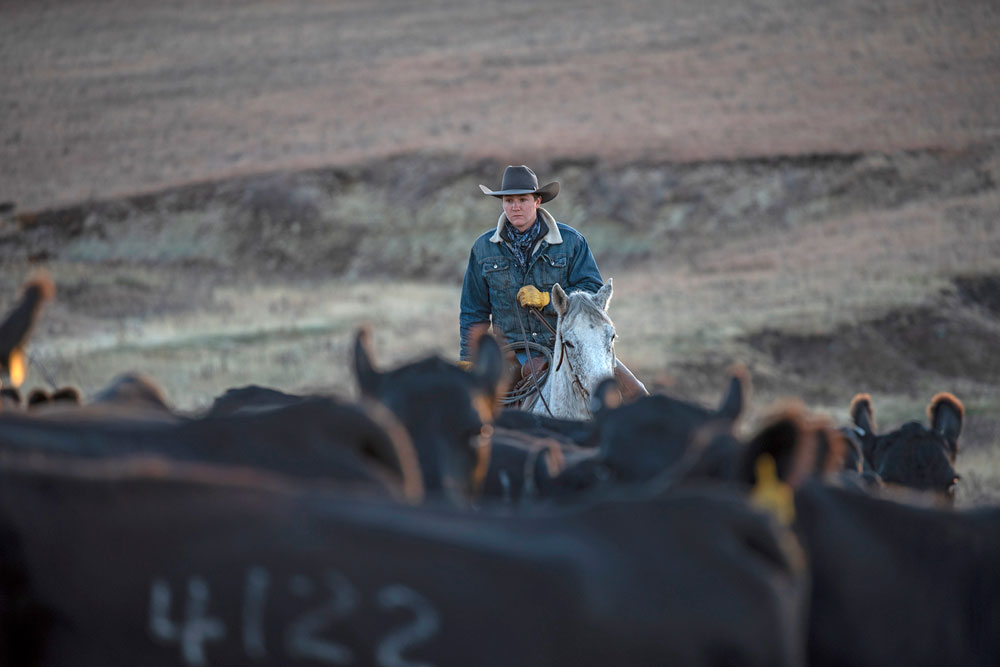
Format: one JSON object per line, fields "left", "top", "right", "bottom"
{"left": 353, "top": 326, "right": 504, "bottom": 505}
{"left": 479, "top": 425, "right": 598, "bottom": 505}
{"left": 492, "top": 408, "right": 597, "bottom": 447}
{"left": 202, "top": 384, "right": 322, "bottom": 418}
{"left": 0, "top": 387, "right": 22, "bottom": 410}
{"left": 725, "top": 404, "right": 1000, "bottom": 666}
{"left": 0, "top": 389, "right": 423, "bottom": 502}
{"left": 0, "top": 456, "right": 808, "bottom": 667}
{"left": 531, "top": 368, "right": 749, "bottom": 499}
{"left": 850, "top": 392, "right": 963, "bottom": 503}
{"left": 796, "top": 478, "right": 1000, "bottom": 666}
{"left": 592, "top": 368, "right": 747, "bottom": 483}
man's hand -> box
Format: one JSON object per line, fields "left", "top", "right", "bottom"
{"left": 517, "top": 285, "right": 550, "bottom": 309}
{"left": 457, "top": 360, "right": 473, "bottom": 370}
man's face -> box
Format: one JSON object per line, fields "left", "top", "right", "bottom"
{"left": 503, "top": 194, "right": 542, "bottom": 232}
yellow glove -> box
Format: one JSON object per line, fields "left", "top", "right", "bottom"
{"left": 457, "top": 360, "right": 473, "bottom": 371}
{"left": 517, "top": 285, "right": 550, "bottom": 309}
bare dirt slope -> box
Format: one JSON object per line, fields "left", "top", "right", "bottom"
{"left": 1, "top": 0, "right": 999, "bottom": 505}
{"left": 4, "top": 0, "right": 998, "bottom": 210}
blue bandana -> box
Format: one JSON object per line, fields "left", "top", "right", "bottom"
{"left": 502, "top": 216, "right": 545, "bottom": 271}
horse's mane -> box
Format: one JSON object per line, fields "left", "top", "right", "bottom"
{"left": 562, "top": 289, "right": 614, "bottom": 327}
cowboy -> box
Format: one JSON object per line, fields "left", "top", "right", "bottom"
{"left": 459, "top": 165, "right": 647, "bottom": 401}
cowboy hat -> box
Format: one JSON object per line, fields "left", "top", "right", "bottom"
{"left": 479, "top": 165, "right": 559, "bottom": 203}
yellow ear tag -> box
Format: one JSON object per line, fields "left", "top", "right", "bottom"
{"left": 750, "top": 453, "right": 795, "bottom": 526}
{"left": 8, "top": 348, "right": 26, "bottom": 388}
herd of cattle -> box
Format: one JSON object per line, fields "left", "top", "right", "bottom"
{"left": 0, "top": 273, "right": 998, "bottom": 666}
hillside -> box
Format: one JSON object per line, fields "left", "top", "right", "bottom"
{"left": 1, "top": 0, "right": 998, "bottom": 504}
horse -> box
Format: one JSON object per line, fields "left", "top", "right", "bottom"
{"left": 522, "top": 278, "right": 617, "bottom": 420}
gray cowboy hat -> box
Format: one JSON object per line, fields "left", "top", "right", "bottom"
{"left": 479, "top": 165, "right": 559, "bottom": 203}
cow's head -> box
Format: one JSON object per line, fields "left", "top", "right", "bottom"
{"left": 354, "top": 326, "right": 504, "bottom": 504}
{"left": 587, "top": 365, "right": 750, "bottom": 485}
{"left": 849, "top": 392, "right": 963, "bottom": 505}
{"left": 737, "top": 402, "right": 847, "bottom": 491}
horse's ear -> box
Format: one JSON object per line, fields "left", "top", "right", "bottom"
{"left": 590, "top": 377, "right": 623, "bottom": 415}
{"left": 354, "top": 326, "right": 381, "bottom": 397}
{"left": 552, "top": 283, "right": 569, "bottom": 316}
{"left": 594, "top": 278, "right": 613, "bottom": 311}
{"left": 472, "top": 332, "right": 504, "bottom": 398}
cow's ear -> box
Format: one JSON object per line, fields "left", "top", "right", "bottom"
{"left": 472, "top": 333, "right": 504, "bottom": 397}
{"left": 716, "top": 364, "right": 750, "bottom": 423}
{"left": 849, "top": 393, "right": 875, "bottom": 435}
{"left": 811, "top": 418, "right": 847, "bottom": 475}
{"left": 354, "top": 326, "right": 381, "bottom": 397}
{"left": 590, "top": 377, "right": 622, "bottom": 415}
{"left": 552, "top": 283, "right": 569, "bottom": 317}
{"left": 594, "top": 278, "right": 613, "bottom": 312}
{"left": 928, "top": 392, "right": 963, "bottom": 461}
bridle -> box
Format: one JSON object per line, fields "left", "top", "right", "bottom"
{"left": 553, "top": 325, "right": 590, "bottom": 404}
{"left": 514, "top": 303, "right": 556, "bottom": 417}
{"left": 527, "top": 307, "right": 612, "bottom": 412}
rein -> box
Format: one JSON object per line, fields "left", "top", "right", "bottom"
{"left": 530, "top": 309, "right": 590, "bottom": 404}
{"left": 515, "top": 303, "right": 555, "bottom": 418}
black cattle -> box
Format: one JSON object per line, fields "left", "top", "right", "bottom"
{"left": 796, "top": 479, "right": 1000, "bottom": 666}
{"left": 0, "top": 456, "right": 808, "bottom": 667}
{"left": 492, "top": 408, "right": 597, "bottom": 447}
{"left": 735, "top": 402, "right": 848, "bottom": 492}
{"left": 202, "top": 384, "right": 319, "bottom": 418}
{"left": 88, "top": 371, "right": 174, "bottom": 413}
{"left": 49, "top": 385, "right": 81, "bottom": 405}
{"left": 723, "top": 405, "right": 1000, "bottom": 666}
{"left": 0, "top": 387, "right": 22, "bottom": 410}
{"left": 850, "top": 392, "right": 963, "bottom": 503}
{"left": 354, "top": 326, "right": 504, "bottom": 505}
{"left": 593, "top": 368, "right": 748, "bottom": 482}
{"left": 834, "top": 424, "right": 885, "bottom": 492}
{"left": 483, "top": 405, "right": 599, "bottom": 505}
{"left": 479, "top": 425, "right": 599, "bottom": 505}
{"left": 0, "top": 390, "right": 423, "bottom": 503}
{"left": 0, "top": 385, "right": 81, "bottom": 413}
{"left": 531, "top": 368, "right": 749, "bottom": 499}
{"left": 25, "top": 389, "right": 50, "bottom": 409}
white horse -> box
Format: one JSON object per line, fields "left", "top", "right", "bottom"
{"left": 523, "top": 278, "right": 617, "bottom": 420}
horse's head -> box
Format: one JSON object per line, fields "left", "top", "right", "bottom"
{"left": 546, "top": 278, "right": 617, "bottom": 418}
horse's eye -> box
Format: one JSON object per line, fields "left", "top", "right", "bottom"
{"left": 564, "top": 339, "right": 576, "bottom": 349}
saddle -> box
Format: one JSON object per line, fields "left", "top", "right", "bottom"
{"left": 500, "top": 342, "right": 552, "bottom": 407}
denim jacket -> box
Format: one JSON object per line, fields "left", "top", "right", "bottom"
{"left": 459, "top": 208, "right": 604, "bottom": 360}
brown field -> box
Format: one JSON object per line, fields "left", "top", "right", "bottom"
{"left": 2, "top": 0, "right": 999, "bottom": 506}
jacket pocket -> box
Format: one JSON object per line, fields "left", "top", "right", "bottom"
{"left": 482, "top": 257, "right": 511, "bottom": 291}
{"left": 537, "top": 254, "right": 569, "bottom": 291}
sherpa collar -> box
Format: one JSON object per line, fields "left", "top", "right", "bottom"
{"left": 489, "top": 207, "right": 563, "bottom": 245}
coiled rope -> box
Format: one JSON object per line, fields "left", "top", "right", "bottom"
{"left": 500, "top": 341, "right": 552, "bottom": 407}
